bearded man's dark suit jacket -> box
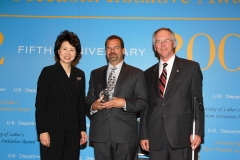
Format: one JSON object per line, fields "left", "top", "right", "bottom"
{"left": 85, "top": 62, "right": 148, "bottom": 144}
{"left": 140, "top": 56, "right": 204, "bottom": 150}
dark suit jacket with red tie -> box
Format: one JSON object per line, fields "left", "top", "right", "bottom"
{"left": 85, "top": 62, "right": 148, "bottom": 144}
{"left": 140, "top": 56, "right": 204, "bottom": 150}
{"left": 35, "top": 62, "right": 86, "bottom": 135}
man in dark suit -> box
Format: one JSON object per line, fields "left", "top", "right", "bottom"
{"left": 85, "top": 35, "right": 148, "bottom": 160}
{"left": 140, "top": 27, "right": 204, "bottom": 160}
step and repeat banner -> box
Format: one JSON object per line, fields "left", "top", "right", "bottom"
{"left": 0, "top": 0, "right": 239, "bottom": 160}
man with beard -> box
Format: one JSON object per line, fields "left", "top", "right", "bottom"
{"left": 85, "top": 35, "right": 148, "bottom": 160}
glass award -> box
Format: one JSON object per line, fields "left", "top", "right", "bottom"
{"left": 99, "top": 88, "right": 114, "bottom": 102}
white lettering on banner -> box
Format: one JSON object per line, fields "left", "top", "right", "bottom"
{"left": 226, "top": 94, "right": 240, "bottom": 99}
{"left": 125, "top": 48, "right": 145, "bottom": 56}
{"left": 7, "top": 121, "right": 15, "bottom": 125}
{"left": 14, "top": 88, "right": 22, "bottom": 92}
{"left": 0, "top": 88, "right": 6, "bottom": 91}
{"left": 18, "top": 121, "right": 36, "bottom": 126}
{"left": 208, "top": 128, "right": 217, "bottom": 133}
{"left": 81, "top": 47, "right": 99, "bottom": 55}
{"left": 25, "top": 88, "right": 36, "bottom": 93}
{"left": 19, "top": 154, "right": 40, "bottom": 158}
{"left": 8, "top": 154, "right": 16, "bottom": 158}
{"left": 213, "top": 94, "right": 222, "bottom": 98}
{"left": 82, "top": 48, "right": 104, "bottom": 55}
{"left": 220, "top": 129, "right": 240, "bottom": 134}
{"left": 81, "top": 47, "right": 145, "bottom": 56}
{"left": 18, "top": 46, "right": 52, "bottom": 54}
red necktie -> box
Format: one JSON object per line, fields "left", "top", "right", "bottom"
{"left": 159, "top": 63, "right": 168, "bottom": 98}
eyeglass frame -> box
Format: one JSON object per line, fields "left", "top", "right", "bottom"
{"left": 105, "top": 46, "right": 122, "bottom": 51}
{"left": 154, "top": 38, "right": 175, "bottom": 45}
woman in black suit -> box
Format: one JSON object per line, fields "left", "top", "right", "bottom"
{"left": 35, "top": 30, "right": 87, "bottom": 160}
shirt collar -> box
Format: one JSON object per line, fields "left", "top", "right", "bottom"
{"left": 108, "top": 61, "right": 124, "bottom": 73}
{"left": 159, "top": 54, "right": 175, "bottom": 69}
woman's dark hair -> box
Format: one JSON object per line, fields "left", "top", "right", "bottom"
{"left": 54, "top": 30, "right": 81, "bottom": 61}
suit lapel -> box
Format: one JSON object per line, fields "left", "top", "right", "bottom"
{"left": 165, "top": 57, "right": 180, "bottom": 96}
{"left": 101, "top": 66, "right": 108, "bottom": 89}
{"left": 55, "top": 62, "right": 72, "bottom": 85}
{"left": 114, "top": 63, "right": 128, "bottom": 94}
{"left": 70, "top": 66, "right": 81, "bottom": 85}
{"left": 151, "top": 63, "right": 161, "bottom": 97}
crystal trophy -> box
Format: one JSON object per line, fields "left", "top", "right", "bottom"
{"left": 99, "top": 88, "right": 114, "bottom": 102}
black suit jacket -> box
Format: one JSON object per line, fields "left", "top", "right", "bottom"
{"left": 140, "top": 56, "right": 204, "bottom": 150}
{"left": 85, "top": 62, "right": 148, "bottom": 143}
{"left": 35, "top": 62, "right": 86, "bottom": 135}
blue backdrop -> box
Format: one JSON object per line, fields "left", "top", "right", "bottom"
{"left": 0, "top": 0, "right": 239, "bottom": 159}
